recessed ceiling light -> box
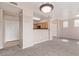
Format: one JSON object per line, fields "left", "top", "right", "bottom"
{"left": 40, "top": 3, "right": 54, "bottom": 14}
{"left": 33, "top": 17, "right": 40, "bottom": 20}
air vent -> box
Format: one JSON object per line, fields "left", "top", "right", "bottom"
{"left": 10, "top": 2, "right": 18, "bottom": 6}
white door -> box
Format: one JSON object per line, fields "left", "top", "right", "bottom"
{"left": 4, "top": 15, "right": 19, "bottom": 47}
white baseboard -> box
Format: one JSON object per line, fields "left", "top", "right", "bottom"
{"left": 22, "top": 43, "right": 34, "bottom": 49}
{"left": 4, "top": 40, "right": 19, "bottom": 48}
{"left": 34, "top": 39, "right": 49, "bottom": 45}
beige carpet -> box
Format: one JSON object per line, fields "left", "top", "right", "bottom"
{"left": 0, "top": 39, "right": 79, "bottom": 56}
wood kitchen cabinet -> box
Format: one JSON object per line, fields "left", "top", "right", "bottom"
{"left": 33, "top": 22, "right": 48, "bottom": 29}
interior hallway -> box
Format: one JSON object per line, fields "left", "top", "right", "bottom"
{"left": 0, "top": 39, "right": 79, "bottom": 56}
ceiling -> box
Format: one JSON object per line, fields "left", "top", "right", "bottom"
{"left": 1, "top": 2, "right": 79, "bottom": 20}
{"left": 32, "top": 2, "right": 79, "bottom": 20}
{"left": 17, "top": 2, "right": 79, "bottom": 20}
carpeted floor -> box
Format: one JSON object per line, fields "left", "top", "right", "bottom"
{"left": 0, "top": 39, "right": 79, "bottom": 56}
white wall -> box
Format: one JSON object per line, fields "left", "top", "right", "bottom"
{"left": 23, "top": 15, "right": 33, "bottom": 48}
{"left": 58, "top": 19, "right": 79, "bottom": 40}
{"left": 17, "top": 3, "right": 34, "bottom": 49}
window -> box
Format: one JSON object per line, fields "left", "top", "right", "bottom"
{"left": 74, "top": 19, "right": 79, "bottom": 27}
{"left": 63, "top": 21, "right": 68, "bottom": 28}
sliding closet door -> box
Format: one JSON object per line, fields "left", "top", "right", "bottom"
{"left": 4, "top": 14, "right": 19, "bottom": 47}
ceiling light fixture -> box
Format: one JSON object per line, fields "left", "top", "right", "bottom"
{"left": 40, "top": 3, "right": 54, "bottom": 14}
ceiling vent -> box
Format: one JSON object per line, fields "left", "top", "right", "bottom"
{"left": 10, "top": 2, "right": 18, "bottom": 6}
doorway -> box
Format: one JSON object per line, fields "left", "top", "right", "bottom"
{"left": 0, "top": 3, "right": 23, "bottom": 49}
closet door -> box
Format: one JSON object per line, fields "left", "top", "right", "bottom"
{"left": 4, "top": 15, "right": 19, "bottom": 47}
